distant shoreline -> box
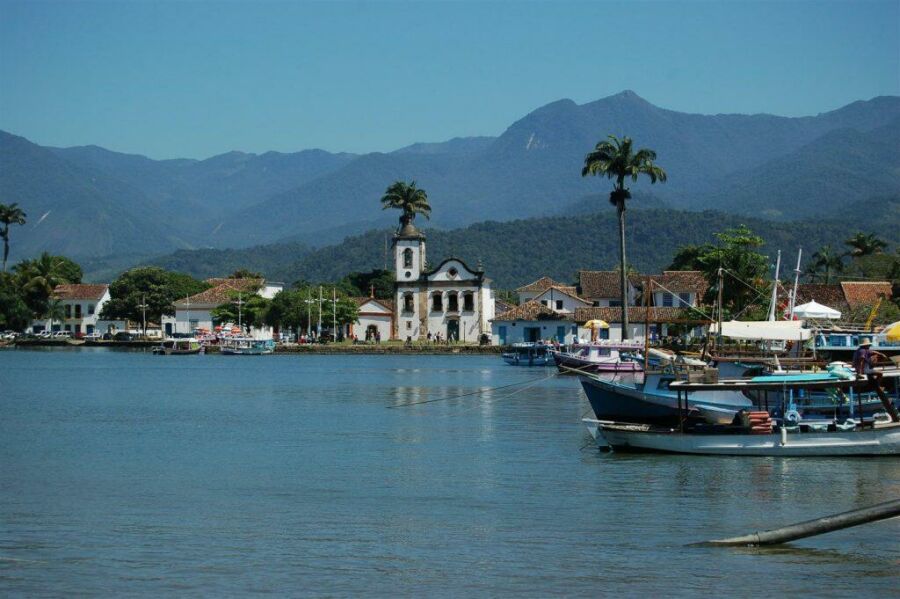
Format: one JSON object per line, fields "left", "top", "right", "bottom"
{"left": 7, "top": 339, "right": 503, "bottom": 355}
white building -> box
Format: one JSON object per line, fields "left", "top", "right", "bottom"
{"left": 349, "top": 297, "right": 394, "bottom": 341}
{"left": 491, "top": 301, "right": 578, "bottom": 345}
{"left": 393, "top": 223, "right": 495, "bottom": 342}
{"left": 32, "top": 284, "right": 111, "bottom": 335}
{"left": 164, "top": 278, "right": 283, "bottom": 338}
{"left": 492, "top": 277, "right": 590, "bottom": 345}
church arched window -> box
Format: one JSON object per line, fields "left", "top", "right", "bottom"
{"left": 463, "top": 291, "right": 474, "bottom": 312}
{"left": 432, "top": 292, "right": 443, "bottom": 312}
{"left": 447, "top": 292, "right": 459, "bottom": 312}
{"left": 403, "top": 248, "right": 413, "bottom": 269}
{"left": 403, "top": 292, "right": 415, "bottom": 313}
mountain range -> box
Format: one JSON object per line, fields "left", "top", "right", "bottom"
{"left": 1, "top": 90, "right": 898, "bottom": 267}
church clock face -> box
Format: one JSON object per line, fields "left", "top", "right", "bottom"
{"left": 448, "top": 267, "right": 458, "bottom": 278}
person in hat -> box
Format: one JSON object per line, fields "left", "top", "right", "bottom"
{"left": 852, "top": 338, "right": 876, "bottom": 376}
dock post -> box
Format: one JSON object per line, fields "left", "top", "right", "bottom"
{"left": 696, "top": 498, "right": 900, "bottom": 546}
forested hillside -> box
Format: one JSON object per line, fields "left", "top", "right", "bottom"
{"left": 140, "top": 197, "right": 900, "bottom": 289}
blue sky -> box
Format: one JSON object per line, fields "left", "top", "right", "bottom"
{"left": 1, "top": 0, "right": 897, "bottom": 159}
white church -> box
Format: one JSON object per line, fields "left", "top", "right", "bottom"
{"left": 391, "top": 221, "right": 495, "bottom": 342}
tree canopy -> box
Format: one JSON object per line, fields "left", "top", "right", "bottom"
{"left": 380, "top": 180, "right": 431, "bottom": 229}
{"left": 101, "top": 267, "right": 209, "bottom": 323}
{"left": 0, "top": 203, "right": 27, "bottom": 272}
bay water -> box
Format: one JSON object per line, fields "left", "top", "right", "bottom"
{"left": 1, "top": 348, "right": 897, "bottom": 596}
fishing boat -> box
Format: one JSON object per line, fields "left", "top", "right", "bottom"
{"left": 220, "top": 337, "right": 276, "bottom": 355}
{"left": 502, "top": 342, "right": 554, "bottom": 366}
{"left": 589, "top": 368, "right": 900, "bottom": 456}
{"left": 552, "top": 340, "right": 645, "bottom": 373}
{"left": 152, "top": 337, "right": 202, "bottom": 355}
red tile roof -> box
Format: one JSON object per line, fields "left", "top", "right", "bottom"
{"left": 494, "top": 300, "right": 573, "bottom": 322}
{"left": 794, "top": 284, "right": 848, "bottom": 310}
{"left": 840, "top": 281, "right": 893, "bottom": 309}
{"left": 52, "top": 284, "right": 108, "bottom": 301}
{"left": 516, "top": 276, "right": 576, "bottom": 295}
{"left": 578, "top": 270, "right": 627, "bottom": 299}
{"left": 646, "top": 271, "right": 709, "bottom": 297}
{"left": 354, "top": 297, "right": 394, "bottom": 312}
{"left": 175, "top": 278, "right": 263, "bottom": 307}
{"left": 574, "top": 306, "right": 706, "bottom": 324}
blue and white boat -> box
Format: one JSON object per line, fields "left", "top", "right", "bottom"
{"left": 502, "top": 342, "right": 554, "bottom": 366}
{"left": 220, "top": 337, "right": 276, "bottom": 355}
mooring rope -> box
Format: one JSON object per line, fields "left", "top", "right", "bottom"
{"left": 387, "top": 369, "right": 562, "bottom": 408}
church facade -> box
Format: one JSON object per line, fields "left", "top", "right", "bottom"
{"left": 393, "top": 223, "right": 495, "bottom": 342}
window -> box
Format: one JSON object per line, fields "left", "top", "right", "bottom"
{"left": 555, "top": 300, "right": 563, "bottom": 310}
{"left": 541, "top": 300, "right": 549, "bottom": 307}
{"left": 662, "top": 293, "right": 674, "bottom": 307}
{"left": 609, "top": 300, "right": 622, "bottom": 307}
{"left": 403, "top": 293, "right": 414, "bottom": 313}
{"left": 403, "top": 248, "right": 413, "bottom": 269}
{"left": 432, "top": 292, "right": 443, "bottom": 312}
{"left": 64, "top": 305, "right": 72, "bottom": 318}
{"left": 88, "top": 304, "right": 95, "bottom": 315}
{"left": 679, "top": 292, "right": 691, "bottom": 307}
{"left": 463, "top": 292, "right": 474, "bottom": 312}
{"left": 447, "top": 292, "right": 459, "bottom": 312}
{"left": 592, "top": 301, "right": 600, "bottom": 307}
{"left": 406, "top": 321, "right": 412, "bottom": 330}
{"left": 75, "top": 304, "right": 82, "bottom": 318}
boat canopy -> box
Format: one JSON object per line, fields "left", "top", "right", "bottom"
{"left": 792, "top": 300, "right": 842, "bottom": 320}
{"left": 710, "top": 320, "right": 811, "bottom": 341}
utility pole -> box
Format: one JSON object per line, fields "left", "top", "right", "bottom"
{"left": 332, "top": 288, "right": 337, "bottom": 342}
{"left": 137, "top": 294, "right": 148, "bottom": 338}
{"left": 185, "top": 295, "right": 191, "bottom": 336}
{"left": 306, "top": 288, "right": 311, "bottom": 338}
{"left": 318, "top": 286, "right": 323, "bottom": 339}
{"left": 234, "top": 292, "right": 245, "bottom": 333}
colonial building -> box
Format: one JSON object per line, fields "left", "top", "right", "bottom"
{"left": 164, "top": 277, "right": 283, "bottom": 337}
{"left": 577, "top": 270, "right": 707, "bottom": 308}
{"left": 574, "top": 306, "right": 706, "bottom": 342}
{"left": 492, "top": 276, "right": 591, "bottom": 345}
{"left": 349, "top": 297, "right": 394, "bottom": 341}
{"left": 32, "top": 284, "right": 111, "bottom": 335}
{"left": 393, "top": 222, "right": 495, "bottom": 342}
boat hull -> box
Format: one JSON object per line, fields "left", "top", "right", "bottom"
{"left": 599, "top": 423, "right": 900, "bottom": 456}
{"left": 580, "top": 375, "right": 752, "bottom": 425}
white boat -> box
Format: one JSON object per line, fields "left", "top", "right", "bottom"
{"left": 552, "top": 340, "right": 645, "bottom": 373}
{"left": 152, "top": 337, "right": 202, "bottom": 355}
{"left": 596, "top": 420, "right": 900, "bottom": 456}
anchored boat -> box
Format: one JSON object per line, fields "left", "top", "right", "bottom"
{"left": 220, "top": 337, "right": 276, "bottom": 355}
{"left": 502, "top": 342, "right": 555, "bottom": 366}
{"left": 152, "top": 338, "right": 202, "bottom": 355}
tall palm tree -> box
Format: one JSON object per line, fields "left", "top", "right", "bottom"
{"left": 809, "top": 245, "right": 844, "bottom": 284}
{"left": 0, "top": 203, "right": 27, "bottom": 272}
{"left": 582, "top": 135, "right": 666, "bottom": 339}
{"left": 844, "top": 232, "right": 887, "bottom": 257}
{"left": 380, "top": 181, "right": 431, "bottom": 231}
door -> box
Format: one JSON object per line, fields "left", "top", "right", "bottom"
{"left": 556, "top": 326, "right": 565, "bottom": 343}
{"left": 524, "top": 326, "right": 541, "bottom": 342}
{"left": 447, "top": 319, "right": 459, "bottom": 342}
{"left": 498, "top": 326, "right": 507, "bottom": 345}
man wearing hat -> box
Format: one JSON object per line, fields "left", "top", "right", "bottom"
{"left": 852, "top": 338, "right": 876, "bottom": 376}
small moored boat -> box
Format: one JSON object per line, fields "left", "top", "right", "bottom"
{"left": 152, "top": 338, "right": 202, "bottom": 355}
{"left": 220, "top": 337, "right": 276, "bottom": 355}
{"left": 502, "top": 342, "right": 554, "bottom": 366}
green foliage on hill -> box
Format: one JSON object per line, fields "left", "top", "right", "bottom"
{"left": 144, "top": 198, "right": 899, "bottom": 290}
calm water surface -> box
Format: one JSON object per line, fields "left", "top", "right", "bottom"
{"left": 1, "top": 348, "right": 898, "bottom": 596}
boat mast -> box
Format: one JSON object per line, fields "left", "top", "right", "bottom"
{"left": 767, "top": 250, "right": 781, "bottom": 322}
{"left": 789, "top": 248, "right": 802, "bottom": 320}
{"left": 643, "top": 278, "right": 650, "bottom": 373}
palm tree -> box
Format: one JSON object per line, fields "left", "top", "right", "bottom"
{"left": 582, "top": 135, "right": 666, "bottom": 339}
{"left": 43, "top": 298, "right": 65, "bottom": 334}
{"left": 844, "top": 232, "right": 887, "bottom": 258}
{"left": 15, "top": 252, "right": 75, "bottom": 317}
{"left": 0, "top": 203, "right": 27, "bottom": 272}
{"left": 380, "top": 181, "right": 431, "bottom": 231}
{"left": 809, "top": 245, "right": 844, "bottom": 284}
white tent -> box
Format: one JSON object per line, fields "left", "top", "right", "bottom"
{"left": 710, "top": 320, "right": 812, "bottom": 341}
{"left": 792, "top": 300, "right": 842, "bottom": 320}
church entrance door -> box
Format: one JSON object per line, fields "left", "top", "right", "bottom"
{"left": 446, "top": 319, "right": 459, "bottom": 342}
